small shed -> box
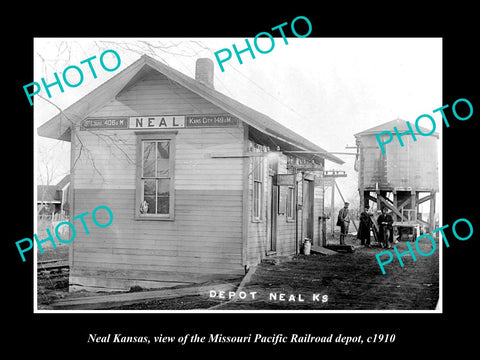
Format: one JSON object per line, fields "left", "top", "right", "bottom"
{"left": 354, "top": 118, "right": 439, "bottom": 236}
{"left": 38, "top": 54, "right": 343, "bottom": 292}
{"left": 37, "top": 174, "right": 70, "bottom": 216}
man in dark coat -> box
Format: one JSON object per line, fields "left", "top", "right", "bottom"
{"left": 337, "top": 202, "right": 350, "bottom": 245}
{"left": 377, "top": 207, "right": 394, "bottom": 248}
{"left": 357, "top": 205, "right": 372, "bottom": 246}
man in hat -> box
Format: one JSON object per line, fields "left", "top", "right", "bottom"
{"left": 377, "top": 207, "right": 394, "bottom": 248}
{"left": 337, "top": 202, "right": 351, "bottom": 245}
{"left": 357, "top": 205, "right": 372, "bottom": 247}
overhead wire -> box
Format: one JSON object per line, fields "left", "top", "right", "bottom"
{"left": 194, "top": 39, "right": 347, "bottom": 158}
{"left": 196, "top": 40, "right": 313, "bottom": 125}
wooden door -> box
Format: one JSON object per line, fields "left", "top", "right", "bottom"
{"left": 267, "top": 175, "right": 277, "bottom": 253}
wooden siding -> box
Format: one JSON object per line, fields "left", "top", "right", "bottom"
{"left": 246, "top": 150, "right": 267, "bottom": 267}
{"left": 273, "top": 154, "right": 297, "bottom": 256}
{"left": 88, "top": 71, "right": 223, "bottom": 117}
{"left": 73, "top": 127, "right": 244, "bottom": 191}
{"left": 71, "top": 189, "right": 244, "bottom": 290}
{"left": 74, "top": 70, "right": 245, "bottom": 191}
{"left": 68, "top": 72, "right": 247, "bottom": 290}
{"left": 246, "top": 150, "right": 297, "bottom": 267}
{"left": 358, "top": 134, "right": 438, "bottom": 191}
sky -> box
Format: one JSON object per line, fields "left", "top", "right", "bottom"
{"left": 34, "top": 37, "right": 442, "bottom": 207}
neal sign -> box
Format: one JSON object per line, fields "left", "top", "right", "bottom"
{"left": 130, "top": 116, "right": 185, "bottom": 129}
{"left": 80, "top": 115, "right": 239, "bottom": 130}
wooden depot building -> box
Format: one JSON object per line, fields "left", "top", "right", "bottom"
{"left": 38, "top": 54, "right": 343, "bottom": 291}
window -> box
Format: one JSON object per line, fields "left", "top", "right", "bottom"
{"left": 136, "top": 133, "right": 175, "bottom": 220}
{"left": 286, "top": 186, "right": 296, "bottom": 221}
{"left": 252, "top": 149, "right": 264, "bottom": 221}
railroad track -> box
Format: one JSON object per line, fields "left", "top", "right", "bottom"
{"left": 37, "top": 259, "right": 69, "bottom": 272}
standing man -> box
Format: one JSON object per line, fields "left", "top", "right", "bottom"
{"left": 357, "top": 205, "right": 372, "bottom": 247}
{"left": 337, "top": 202, "right": 351, "bottom": 245}
{"left": 377, "top": 207, "right": 394, "bottom": 248}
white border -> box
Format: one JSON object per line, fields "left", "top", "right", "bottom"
{"left": 33, "top": 37, "right": 443, "bottom": 314}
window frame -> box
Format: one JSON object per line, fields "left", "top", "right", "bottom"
{"left": 251, "top": 146, "right": 264, "bottom": 222}
{"left": 135, "top": 132, "right": 176, "bottom": 221}
{"left": 286, "top": 185, "right": 296, "bottom": 222}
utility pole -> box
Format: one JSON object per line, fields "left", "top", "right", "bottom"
{"left": 324, "top": 170, "right": 347, "bottom": 237}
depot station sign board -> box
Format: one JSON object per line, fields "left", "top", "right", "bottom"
{"left": 80, "top": 115, "right": 239, "bottom": 130}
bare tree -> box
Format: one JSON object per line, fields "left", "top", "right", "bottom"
{"left": 35, "top": 39, "right": 210, "bottom": 182}
{"left": 37, "top": 144, "right": 60, "bottom": 210}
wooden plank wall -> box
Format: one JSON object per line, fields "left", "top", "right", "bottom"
{"left": 245, "top": 142, "right": 267, "bottom": 267}
{"left": 274, "top": 154, "right": 296, "bottom": 256}
{"left": 245, "top": 149, "right": 297, "bottom": 267}
{"left": 69, "top": 72, "right": 246, "bottom": 291}
{"left": 358, "top": 135, "right": 438, "bottom": 191}
{"left": 89, "top": 71, "right": 222, "bottom": 118}
{"left": 386, "top": 135, "right": 438, "bottom": 190}
{"left": 313, "top": 171, "right": 325, "bottom": 247}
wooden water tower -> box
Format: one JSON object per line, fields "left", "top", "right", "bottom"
{"left": 354, "top": 118, "right": 439, "bottom": 236}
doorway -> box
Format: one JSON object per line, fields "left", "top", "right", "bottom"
{"left": 267, "top": 175, "right": 277, "bottom": 253}
{"left": 302, "top": 179, "right": 314, "bottom": 243}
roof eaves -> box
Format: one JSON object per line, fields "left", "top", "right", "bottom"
{"left": 37, "top": 56, "right": 149, "bottom": 141}
{"left": 355, "top": 118, "right": 439, "bottom": 138}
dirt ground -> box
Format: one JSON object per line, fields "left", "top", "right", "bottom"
{"left": 37, "top": 232, "right": 439, "bottom": 311}
{"left": 216, "top": 243, "right": 439, "bottom": 310}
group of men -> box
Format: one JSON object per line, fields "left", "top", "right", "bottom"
{"left": 337, "top": 202, "right": 395, "bottom": 248}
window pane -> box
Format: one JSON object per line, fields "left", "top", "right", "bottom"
{"left": 143, "top": 195, "right": 156, "bottom": 214}
{"left": 287, "top": 187, "right": 295, "bottom": 218}
{"left": 253, "top": 181, "right": 261, "bottom": 218}
{"left": 157, "top": 196, "right": 169, "bottom": 214}
{"left": 291, "top": 188, "right": 295, "bottom": 217}
{"left": 157, "top": 179, "right": 170, "bottom": 195}
{"left": 143, "top": 141, "right": 156, "bottom": 177}
{"left": 156, "top": 141, "right": 170, "bottom": 176}
{"left": 286, "top": 189, "right": 291, "bottom": 218}
{"left": 157, "top": 159, "right": 169, "bottom": 176}
{"left": 257, "top": 183, "right": 261, "bottom": 217}
{"left": 143, "top": 179, "right": 156, "bottom": 195}
{"left": 252, "top": 157, "right": 260, "bottom": 181}
{"left": 157, "top": 141, "right": 170, "bottom": 159}
{"left": 143, "top": 179, "right": 156, "bottom": 214}
{"left": 253, "top": 182, "right": 258, "bottom": 217}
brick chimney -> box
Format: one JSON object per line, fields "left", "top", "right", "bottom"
{"left": 195, "top": 58, "right": 214, "bottom": 89}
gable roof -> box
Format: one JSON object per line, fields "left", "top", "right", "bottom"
{"left": 354, "top": 118, "right": 439, "bottom": 138}
{"left": 37, "top": 185, "right": 59, "bottom": 203}
{"left": 37, "top": 174, "right": 70, "bottom": 203}
{"left": 55, "top": 174, "right": 70, "bottom": 190}
{"left": 38, "top": 54, "right": 343, "bottom": 164}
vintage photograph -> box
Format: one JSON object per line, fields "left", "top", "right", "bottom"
{"left": 33, "top": 37, "right": 442, "bottom": 311}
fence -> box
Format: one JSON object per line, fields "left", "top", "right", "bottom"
{"left": 37, "top": 213, "right": 70, "bottom": 237}
{"left": 38, "top": 212, "right": 68, "bottom": 222}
